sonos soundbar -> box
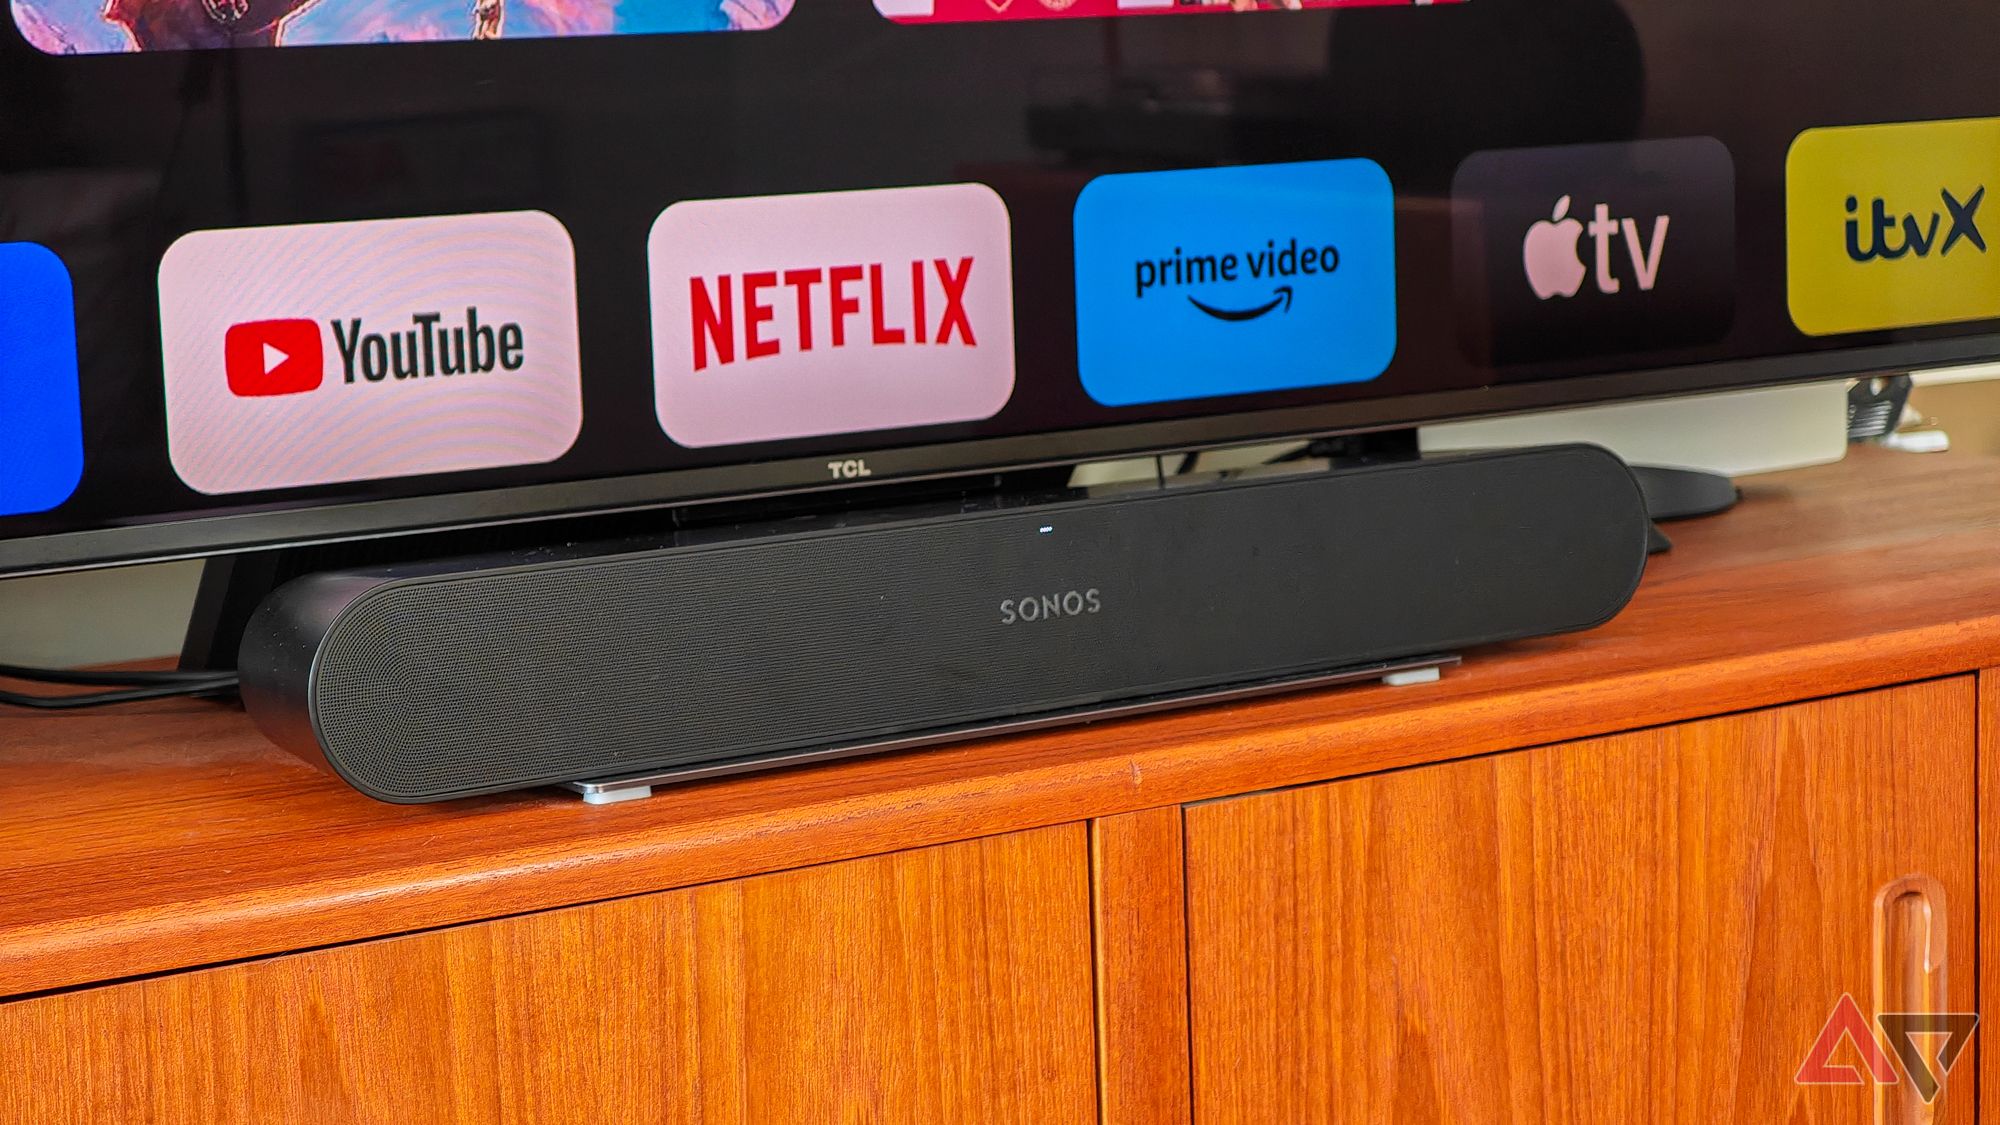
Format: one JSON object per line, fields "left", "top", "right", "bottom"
{"left": 238, "top": 446, "right": 1650, "bottom": 803}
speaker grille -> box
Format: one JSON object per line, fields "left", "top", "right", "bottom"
{"left": 306, "top": 450, "right": 1645, "bottom": 800}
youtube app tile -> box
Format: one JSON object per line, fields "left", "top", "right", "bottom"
{"left": 158, "top": 211, "right": 583, "bottom": 495}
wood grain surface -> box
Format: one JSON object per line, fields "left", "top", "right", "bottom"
{"left": 0, "top": 825, "right": 1097, "bottom": 1125}
{"left": 1978, "top": 669, "right": 2000, "bottom": 1125}
{"left": 4, "top": 448, "right": 2000, "bottom": 997}
{"left": 1092, "top": 806, "right": 1193, "bottom": 1125}
{"left": 1183, "top": 679, "right": 1978, "bottom": 1125}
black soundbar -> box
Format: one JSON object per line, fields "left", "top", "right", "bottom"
{"left": 239, "top": 446, "right": 1650, "bottom": 803}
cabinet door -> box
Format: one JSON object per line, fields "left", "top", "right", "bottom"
{"left": 1185, "top": 678, "right": 1976, "bottom": 1125}
{"left": 0, "top": 824, "right": 1097, "bottom": 1125}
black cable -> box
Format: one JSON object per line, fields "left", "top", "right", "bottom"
{"left": 0, "top": 662, "right": 239, "bottom": 709}
{"left": 0, "top": 662, "right": 234, "bottom": 687}
{"left": 0, "top": 677, "right": 239, "bottom": 710}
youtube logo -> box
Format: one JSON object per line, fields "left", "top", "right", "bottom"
{"left": 650, "top": 183, "right": 1016, "bottom": 448}
{"left": 158, "top": 211, "right": 584, "bottom": 496}
{"left": 226, "top": 307, "right": 528, "bottom": 396}
{"left": 225, "top": 319, "right": 323, "bottom": 397}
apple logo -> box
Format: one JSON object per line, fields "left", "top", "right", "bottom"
{"left": 1523, "top": 195, "right": 1588, "bottom": 301}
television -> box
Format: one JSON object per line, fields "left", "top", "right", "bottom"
{"left": 1, "top": 0, "right": 1995, "bottom": 576}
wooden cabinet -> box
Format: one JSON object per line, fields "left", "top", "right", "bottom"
{"left": 0, "top": 826, "right": 1097, "bottom": 1125}
{"left": 10, "top": 451, "right": 2000, "bottom": 1124}
{"left": 1181, "top": 680, "right": 1977, "bottom": 1125}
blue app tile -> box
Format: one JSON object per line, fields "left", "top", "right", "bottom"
{"left": 1073, "top": 159, "right": 1397, "bottom": 406}
{"left": 0, "top": 242, "right": 83, "bottom": 517}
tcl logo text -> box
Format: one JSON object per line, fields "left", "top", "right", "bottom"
{"left": 690, "top": 257, "right": 979, "bottom": 371}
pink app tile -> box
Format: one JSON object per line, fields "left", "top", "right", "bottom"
{"left": 158, "top": 211, "right": 583, "bottom": 495}
{"left": 649, "top": 183, "right": 1017, "bottom": 449}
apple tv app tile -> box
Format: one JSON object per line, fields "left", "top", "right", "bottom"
{"left": 1451, "top": 137, "right": 1736, "bottom": 367}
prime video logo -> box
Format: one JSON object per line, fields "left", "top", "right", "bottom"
{"left": 1073, "top": 158, "right": 1397, "bottom": 406}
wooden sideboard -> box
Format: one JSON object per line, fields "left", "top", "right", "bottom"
{"left": 3, "top": 446, "right": 1998, "bottom": 1123}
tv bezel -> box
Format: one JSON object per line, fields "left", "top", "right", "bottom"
{"left": 1, "top": 330, "right": 1990, "bottom": 576}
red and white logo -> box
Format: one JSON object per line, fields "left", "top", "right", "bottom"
{"left": 224, "top": 318, "right": 323, "bottom": 397}
{"left": 159, "top": 212, "right": 583, "bottom": 495}
{"left": 687, "top": 257, "right": 981, "bottom": 372}
{"left": 649, "top": 183, "right": 1016, "bottom": 448}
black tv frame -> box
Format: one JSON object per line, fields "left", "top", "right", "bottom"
{"left": 2, "top": 328, "right": 1991, "bottom": 577}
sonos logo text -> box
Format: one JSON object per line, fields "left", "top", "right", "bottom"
{"left": 1000, "top": 588, "right": 1102, "bottom": 625}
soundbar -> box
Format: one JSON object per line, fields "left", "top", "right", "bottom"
{"left": 239, "top": 446, "right": 1650, "bottom": 803}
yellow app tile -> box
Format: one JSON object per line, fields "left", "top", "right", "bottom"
{"left": 1788, "top": 117, "right": 2000, "bottom": 336}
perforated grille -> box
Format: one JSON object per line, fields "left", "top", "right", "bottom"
{"left": 311, "top": 450, "right": 1644, "bottom": 800}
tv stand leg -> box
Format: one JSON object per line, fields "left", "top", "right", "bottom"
{"left": 1632, "top": 464, "right": 1739, "bottom": 522}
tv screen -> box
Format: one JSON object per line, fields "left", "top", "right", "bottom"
{"left": 2, "top": 0, "right": 1996, "bottom": 572}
